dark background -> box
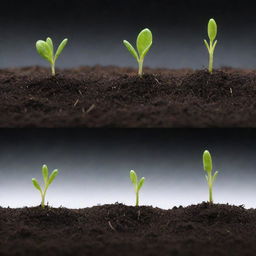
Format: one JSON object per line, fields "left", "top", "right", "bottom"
{"left": 1, "top": 0, "right": 256, "bottom": 69}
{"left": 0, "top": 129, "right": 255, "bottom": 209}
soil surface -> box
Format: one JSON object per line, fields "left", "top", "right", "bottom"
{"left": 1, "top": 66, "right": 256, "bottom": 127}
{"left": 1, "top": 203, "right": 256, "bottom": 256}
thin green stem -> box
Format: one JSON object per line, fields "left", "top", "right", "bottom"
{"left": 41, "top": 193, "right": 45, "bottom": 208}
{"left": 136, "top": 190, "right": 139, "bottom": 207}
{"left": 209, "top": 51, "right": 213, "bottom": 74}
{"left": 209, "top": 185, "right": 213, "bottom": 204}
{"left": 138, "top": 60, "right": 143, "bottom": 77}
{"left": 41, "top": 184, "right": 49, "bottom": 208}
{"left": 208, "top": 173, "right": 213, "bottom": 203}
{"left": 51, "top": 63, "right": 56, "bottom": 76}
{"left": 208, "top": 41, "right": 214, "bottom": 74}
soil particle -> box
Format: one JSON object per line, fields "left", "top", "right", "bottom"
{"left": 1, "top": 203, "right": 256, "bottom": 256}
{"left": 1, "top": 66, "right": 256, "bottom": 127}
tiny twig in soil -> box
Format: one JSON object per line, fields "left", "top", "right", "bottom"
{"left": 73, "top": 99, "right": 79, "bottom": 107}
{"left": 137, "top": 210, "right": 141, "bottom": 220}
{"left": 86, "top": 104, "right": 95, "bottom": 114}
{"left": 108, "top": 221, "right": 116, "bottom": 231}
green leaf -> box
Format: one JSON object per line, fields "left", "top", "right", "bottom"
{"left": 36, "top": 40, "right": 53, "bottom": 63}
{"left": 204, "top": 39, "right": 210, "bottom": 52}
{"left": 138, "top": 177, "right": 145, "bottom": 191}
{"left": 42, "top": 165, "right": 49, "bottom": 185}
{"left": 46, "top": 37, "right": 54, "bottom": 55}
{"left": 130, "top": 170, "right": 137, "bottom": 185}
{"left": 208, "top": 19, "right": 217, "bottom": 42}
{"left": 203, "top": 150, "right": 212, "bottom": 172}
{"left": 55, "top": 38, "right": 68, "bottom": 61}
{"left": 123, "top": 40, "right": 139, "bottom": 61}
{"left": 212, "top": 40, "right": 218, "bottom": 51}
{"left": 32, "top": 178, "right": 42, "bottom": 193}
{"left": 48, "top": 169, "right": 59, "bottom": 185}
{"left": 213, "top": 171, "right": 219, "bottom": 183}
{"left": 136, "top": 28, "right": 152, "bottom": 59}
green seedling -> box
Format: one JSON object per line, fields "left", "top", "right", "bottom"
{"left": 36, "top": 37, "right": 68, "bottom": 76}
{"left": 203, "top": 150, "right": 219, "bottom": 203}
{"left": 204, "top": 19, "right": 218, "bottom": 73}
{"left": 130, "top": 170, "right": 145, "bottom": 206}
{"left": 32, "top": 165, "right": 59, "bottom": 208}
{"left": 123, "top": 28, "right": 153, "bottom": 77}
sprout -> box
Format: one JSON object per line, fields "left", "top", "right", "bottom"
{"left": 203, "top": 150, "right": 219, "bottom": 203}
{"left": 130, "top": 170, "right": 145, "bottom": 206}
{"left": 123, "top": 28, "right": 153, "bottom": 77}
{"left": 204, "top": 19, "right": 218, "bottom": 73}
{"left": 32, "top": 165, "right": 59, "bottom": 208}
{"left": 36, "top": 37, "right": 68, "bottom": 76}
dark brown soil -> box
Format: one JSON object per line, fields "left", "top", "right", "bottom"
{"left": 1, "top": 203, "right": 256, "bottom": 256}
{"left": 1, "top": 66, "right": 256, "bottom": 127}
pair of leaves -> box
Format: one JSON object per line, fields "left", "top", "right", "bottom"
{"left": 203, "top": 150, "right": 219, "bottom": 185}
{"left": 205, "top": 171, "right": 219, "bottom": 185}
{"left": 32, "top": 165, "right": 59, "bottom": 194}
{"left": 204, "top": 19, "right": 218, "bottom": 52}
{"left": 36, "top": 38, "right": 68, "bottom": 64}
{"left": 123, "top": 28, "right": 152, "bottom": 62}
{"left": 130, "top": 170, "right": 145, "bottom": 191}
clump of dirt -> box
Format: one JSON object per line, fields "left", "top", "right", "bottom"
{"left": 1, "top": 66, "right": 256, "bottom": 127}
{"left": 1, "top": 203, "right": 256, "bottom": 256}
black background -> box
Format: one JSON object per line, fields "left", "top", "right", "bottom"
{"left": 1, "top": 0, "right": 256, "bottom": 68}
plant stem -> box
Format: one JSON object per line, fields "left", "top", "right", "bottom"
{"left": 41, "top": 194, "right": 45, "bottom": 208}
{"left": 138, "top": 60, "right": 143, "bottom": 77}
{"left": 136, "top": 191, "right": 139, "bottom": 207}
{"left": 208, "top": 173, "right": 213, "bottom": 203}
{"left": 209, "top": 185, "right": 213, "bottom": 204}
{"left": 209, "top": 51, "right": 213, "bottom": 74}
{"left": 51, "top": 63, "right": 55, "bottom": 76}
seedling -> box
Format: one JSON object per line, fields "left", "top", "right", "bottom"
{"left": 36, "top": 37, "right": 68, "bottom": 76}
{"left": 203, "top": 150, "right": 219, "bottom": 203}
{"left": 130, "top": 170, "right": 145, "bottom": 206}
{"left": 32, "top": 165, "right": 59, "bottom": 208}
{"left": 204, "top": 19, "right": 218, "bottom": 73}
{"left": 123, "top": 28, "right": 153, "bottom": 77}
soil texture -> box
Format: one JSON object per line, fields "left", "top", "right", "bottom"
{"left": 1, "top": 203, "right": 256, "bottom": 256}
{"left": 1, "top": 66, "right": 256, "bottom": 127}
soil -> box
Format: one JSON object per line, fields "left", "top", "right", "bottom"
{"left": 1, "top": 66, "right": 256, "bottom": 127}
{"left": 1, "top": 203, "right": 256, "bottom": 256}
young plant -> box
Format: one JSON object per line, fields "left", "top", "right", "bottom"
{"left": 204, "top": 19, "right": 218, "bottom": 73}
{"left": 130, "top": 170, "right": 145, "bottom": 207}
{"left": 36, "top": 37, "right": 68, "bottom": 76}
{"left": 203, "top": 150, "right": 219, "bottom": 203}
{"left": 32, "top": 165, "right": 59, "bottom": 208}
{"left": 123, "top": 28, "right": 153, "bottom": 77}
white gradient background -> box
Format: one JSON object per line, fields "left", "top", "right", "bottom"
{"left": 0, "top": 129, "right": 255, "bottom": 209}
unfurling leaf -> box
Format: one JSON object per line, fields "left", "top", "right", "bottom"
{"left": 42, "top": 164, "right": 49, "bottom": 185}
{"left": 55, "top": 39, "right": 68, "bottom": 61}
{"left": 136, "top": 28, "right": 152, "bottom": 59}
{"left": 130, "top": 170, "right": 137, "bottom": 185}
{"left": 203, "top": 150, "right": 212, "bottom": 172}
{"left": 48, "top": 169, "right": 59, "bottom": 185}
{"left": 208, "top": 19, "right": 217, "bottom": 42}
{"left": 138, "top": 177, "right": 145, "bottom": 190}
{"left": 32, "top": 178, "right": 42, "bottom": 192}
